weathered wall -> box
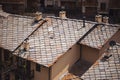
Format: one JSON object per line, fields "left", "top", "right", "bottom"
{"left": 51, "top": 44, "right": 80, "bottom": 80}
{"left": 31, "top": 62, "right": 49, "bottom": 80}
{"left": 81, "top": 45, "right": 99, "bottom": 64}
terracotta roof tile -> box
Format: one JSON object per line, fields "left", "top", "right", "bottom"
{"left": 0, "top": 14, "right": 43, "bottom": 51}
{"left": 13, "top": 17, "right": 95, "bottom": 67}
{"left": 80, "top": 25, "right": 119, "bottom": 49}
{"left": 81, "top": 46, "right": 120, "bottom": 80}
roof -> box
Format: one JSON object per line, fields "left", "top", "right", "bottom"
{"left": 62, "top": 44, "right": 120, "bottom": 80}
{"left": 80, "top": 24, "right": 119, "bottom": 49}
{"left": 0, "top": 12, "right": 119, "bottom": 67}
{"left": 0, "top": 12, "right": 44, "bottom": 51}
{"left": 81, "top": 45, "right": 120, "bottom": 80}
{"left": 13, "top": 17, "right": 95, "bottom": 67}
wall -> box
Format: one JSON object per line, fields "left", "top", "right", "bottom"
{"left": 98, "top": 0, "right": 109, "bottom": 12}
{"left": 31, "top": 62, "right": 49, "bottom": 80}
{"left": 81, "top": 45, "right": 99, "bottom": 64}
{"left": 0, "top": 50, "right": 49, "bottom": 80}
{"left": 109, "top": 0, "right": 120, "bottom": 9}
{"left": 81, "top": 29, "right": 120, "bottom": 63}
{"left": 51, "top": 44, "right": 80, "bottom": 80}
{"left": 0, "top": 48, "right": 14, "bottom": 80}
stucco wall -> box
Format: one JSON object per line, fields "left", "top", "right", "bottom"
{"left": 31, "top": 62, "right": 49, "bottom": 80}
{"left": 51, "top": 44, "right": 80, "bottom": 80}
{"left": 81, "top": 45, "right": 99, "bottom": 64}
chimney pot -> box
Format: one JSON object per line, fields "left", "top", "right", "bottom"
{"left": 35, "top": 12, "right": 42, "bottom": 21}
{"left": 103, "top": 16, "right": 109, "bottom": 23}
{"left": 59, "top": 11, "right": 67, "bottom": 19}
{"left": 95, "top": 15, "right": 102, "bottom": 23}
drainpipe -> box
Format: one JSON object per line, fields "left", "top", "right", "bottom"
{"left": 48, "top": 66, "right": 51, "bottom": 80}
{"left": 80, "top": 44, "right": 82, "bottom": 60}
{"left": 82, "top": 0, "right": 86, "bottom": 27}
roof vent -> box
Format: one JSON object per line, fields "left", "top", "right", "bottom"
{"left": 109, "top": 40, "right": 120, "bottom": 47}
{"left": 48, "top": 26, "right": 54, "bottom": 39}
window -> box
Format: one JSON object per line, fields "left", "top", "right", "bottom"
{"left": 17, "top": 57, "right": 26, "bottom": 68}
{"left": 36, "top": 63, "right": 41, "bottom": 72}
{"left": 100, "top": 3, "right": 106, "bottom": 11}
{"left": 4, "top": 50, "right": 10, "bottom": 61}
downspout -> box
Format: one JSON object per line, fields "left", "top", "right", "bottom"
{"left": 48, "top": 66, "right": 51, "bottom": 80}
{"left": 80, "top": 44, "right": 82, "bottom": 60}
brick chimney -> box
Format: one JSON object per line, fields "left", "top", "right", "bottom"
{"left": 35, "top": 12, "right": 42, "bottom": 21}
{"left": 59, "top": 11, "right": 67, "bottom": 19}
{"left": 103, "top": 16, "right": 109, "bottom": 23}
{"left": 95, "top": 15, "right": 102, "bottom": 23}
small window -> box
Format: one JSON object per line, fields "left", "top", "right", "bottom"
{"left": 100, "top": 3, "right": 106, "bottom": 11}
{"left": 17, "top": 57, "right": 26, "bottom": 68}
{"left": 36, "top": 63, "right": 41, "bottom": 72}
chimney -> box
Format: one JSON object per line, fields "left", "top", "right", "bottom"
{"left": 23, "top": 41, "right": 29, "bottom": 51}
{"left": 59, "top": 11, "right": 67, "bottom": 19}
{"left": 95, "top": 15, "right": 102, "bottom": 23}
{"left": 35, "top": 12, "right": 42, "bottom": 21}
{"left": 0, "top": 5, "right": 3, "bottom": 12}
{"left": 103, "top": 16, "right": 109, "bottom": 23}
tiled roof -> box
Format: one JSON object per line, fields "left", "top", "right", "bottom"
{"left": 62, "top": 45, "right": 120, "bottom": 80}
{"left": 13, "top": 17, "right": 95, "bottom": 67}
{"left": 0, "top": 12, "right": 119, "bottom": 67}
{"left": 0, "top": 13, "right": 44, "bottom": 51}
{"left": 80, "top": 25, "right": 119, "bottom": 49}
{"left": 81, "top": 45, "right": 120, "bottom": 80}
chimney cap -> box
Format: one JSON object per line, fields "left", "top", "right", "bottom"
{"left": 59, "top": 11, "right": 67, "bottom": 19}
{"left": 103, "top": 16, "right": 109, "bottom": 19}
{"left": 59, "top": 11, "right": 66, "bottom": 13}
{"left": 95, "top": 14, "right": 102, "bottom": 18}
{"left": 35, "top": 11, "right": 42, "bottom": 16}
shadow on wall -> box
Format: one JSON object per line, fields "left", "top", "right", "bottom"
{"left": 69, "top": 60, "right": 92, "bottom": 77}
